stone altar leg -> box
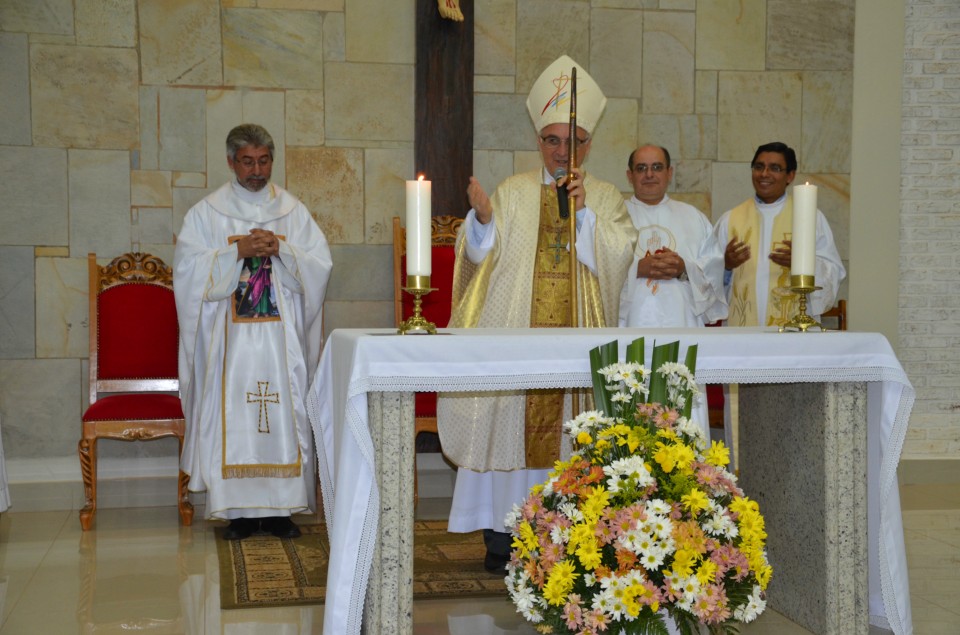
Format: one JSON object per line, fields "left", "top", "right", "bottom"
{"left": 739, "top": 382, "right": 868, "bottom": 635}
{"left": 364, "top": 391, "right": 416, "bottom": 635}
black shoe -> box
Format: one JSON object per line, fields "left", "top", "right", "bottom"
{"left": 261, "top": 516, "right": 301, "bottom": 539}
{"left": 483, "top": 550, "right": 509, "bottom": 575}
{"left": 223, "top": 517, "right": 258, "bottom": 540}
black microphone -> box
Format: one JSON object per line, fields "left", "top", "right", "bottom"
{"left": 553, "top": 168, "right": 569, "bottom": 219}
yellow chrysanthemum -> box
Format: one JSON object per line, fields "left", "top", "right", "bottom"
{"left": 581, "top": 486, "right": 610, "bottom": 522}
{"left": 670, "top": 548, "right": 698, "bottom": 577}
{"left": 703, "top": 440, "right": 731, "bottom": 467}
{"left": 519, "top": 520, "right": 539, "bottom": 552}
{"left": 696, "top": 559, "right": 718, "bottom": 585}
{"left": 576, "top": 537, "right": 603, "bottom": 570}
{"left": 576, "top": 431, "right": 593, "bottom": 445}
{"left": 653, "top": 442, "right": 678, "bottom": 472}
{"left": 681, "top": 488, "right": 710, "bottom": 515}
{"left": 543, "top": 559, "right": 578, "bottom": 606}
{"left": 569, "top": 523, "right": 594, "bottom": 551}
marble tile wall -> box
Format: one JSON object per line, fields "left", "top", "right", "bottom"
{"left": 0, "top": 0, "right": 861, "bottom": 468}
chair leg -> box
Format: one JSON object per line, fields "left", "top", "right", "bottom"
{"left": 176, "top": 436, "right": 194, "bottom": 525}
{"left": 178, "top": 470, "right": 194, "bottom": 526}
{"left": 78, "top": 438, "right": 97, "bottom": 531}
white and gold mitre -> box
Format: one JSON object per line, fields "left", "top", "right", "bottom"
{"left": 526, "top": 54, "right": 607, "bottom": 135}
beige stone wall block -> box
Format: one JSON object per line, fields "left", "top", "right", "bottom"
{"left": 68, "top": 150, "right": 132, "bottom": 258}
{"left": 137, "top": 208, "right": 176, "bottom": 245}
{"left": 476, "top": 0, "right": 517, "bottom": 76}
{"left": 159, "top": 88, "right": 207, "bottom": 173}
{"left": 76, "top": 0, "right": 136, "bottom": 47}
{"left": 0, "top": 247, "right": 35, "bottom": 359}
{"left": 590, "top": 9, "right": 643, "bottom": 99}
{"left": 172, "top": 172, "right": 207, "bottom": 188}
{"left": 767, "top": 0, "right": 854, "bottom": 71}
{"left": 710, "top": 161, "right": 754, "bottom": 221}
{"left": 474, "top": 93, "right": 535, "bottom": 151}
{"left": 258, "top": 0, "right": 343, "bottom": 9}
{"left": 643, "top": 11, "right": 695, "bottom": 113}
{"left": 0, "top": 146, "right": 68, "bottom": 246}
{"left": 325, "top": 63, "right": 414, "bottom": 142}
{"left": 696, "top": 0, "right": 766, "bottom": 71}
{"left": 671, "top": 192, "right": 711, "bottom": 216}
{"left": 140, "top": 0, "right": 222, "bottom": 86}
{"left": 35, "top": 247, "right": 69, "bottom": 257}
{"left": 364, "top": 148, "right": 414, "bottom": 245}
{"left": 638, "top": 115, "right": 681, "bottom": 164}
{"left": 132, "top": 171, "right": 173, "bottom": 207}
{"left": 717, "top": 71, "right": 802, "bottom": 163}
{"left": 31, "top": 44, "right": 139, "bottom": 150}
{"left": 286, "top": 147, "right": 364, "bottom": 244}
{"left": 677, "top": 115, "right": 718, "bottom": 161}
{"left": 0, "top": 34, "right": 31, "bottom": 146}
{"left": 475, "top": 75, "right": 515, "bottom": 93}
{"left": 286, "top": 90, "right": 326, "bottom": 146}
{"left": 592, "top": 0, "right": 657, "bottom": 8}
{"left": 695, "top": 70, "right": 718, "bottom": 115}
{"left": 139, "top": 87, "right": 160, "bottom": 170}
{"left": 206, "top": 90, "right": 286, "bottom": 188}
{"left": 514, "top": 151, "right": 542, "bottom": 175}
{"left": 223, "top": 8, "right": 324, "bottom": 89}
{"left": 472, "top": 150, "right": 515, "bottom": 202}
{"left": 0, "top": 358, "right": 81, "bottom": 455}
{"left": 589, "top": 98, "right": 638, "bottom": 192}
{"left": 0, "top": 0, "right": 73, "bottom": 35}
{"left": 660, "top": 0, "right": 695, "bottom": 9}
{"left": 516, "top": 1, "right": 591, "bottom": 94}
{"left": 673, "top": 158, "right": 712, "bottom": 195}
{"left": 802, "top": 71, "right": 853, "bottom": 174}
{"left": 345, "top": 0, "right": 413, "bottom": 64}
{"left": 35, "top": 257, "right": 87, "bottom": 359}
{"left": 324, "top": 11, "right": 345, "bottom": 61}
{"left": 795, "top": 173, "right": 849, "bottom": 259}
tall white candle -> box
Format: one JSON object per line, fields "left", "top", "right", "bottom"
{"left": 791, "top": 182, "right": 817, "bottom": 277}
{"left": 405, "top": 175, "right": 431, "bottom": 276}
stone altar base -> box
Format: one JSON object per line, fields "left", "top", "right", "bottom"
{"left": 739, "top": 382, "right": 868, "bottom": 635}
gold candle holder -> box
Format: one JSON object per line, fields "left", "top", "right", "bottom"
{"left": 779, "top": 274, "right": 825, "bottom": 332}
{"left": 398, "top": 274, "right": 437, "bottom": 334}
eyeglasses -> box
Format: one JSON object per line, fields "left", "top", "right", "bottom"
{"left": 238, "top": 156, "right": 273, "bottom": 168}
{"left": 540, "top": 135, "right": 590, "bottom": 149}
{"left": 632, "top": 163, "right": 667, "bottom": 174}
{"left": 751, "top": 162, "right": 787, "bottom": 174}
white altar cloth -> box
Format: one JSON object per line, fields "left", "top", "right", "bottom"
{"left": 307, "top": 327, "right": 913, "bottom": 635}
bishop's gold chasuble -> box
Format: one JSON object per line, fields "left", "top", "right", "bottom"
{"left": 438, "top": 170, "right": 635, "bottom": 471}
{"left": 727, "top": 199, "right": 798, "bottom": 327}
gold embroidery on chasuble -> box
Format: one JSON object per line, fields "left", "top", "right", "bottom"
{"left": 246, "top": 381, "right": 280, "bottom": 433}
{"left": 524, "top": 185, "right": 571, "bottom": 468}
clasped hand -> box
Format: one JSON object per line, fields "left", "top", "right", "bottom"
{"left": 638, "top": 249, "right": 685, "bottom": 280}
{"left": 236, "top": 228, "right": 280, "bottom": 260}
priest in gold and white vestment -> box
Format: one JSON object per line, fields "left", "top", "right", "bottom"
{"left": 174, "top": 124, "right": 332, "bottom": 540}
{"left": 437, "top": 56, "right": 636, "bottom": 571}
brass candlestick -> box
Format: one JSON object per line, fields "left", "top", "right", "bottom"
{"left": 779, "top": 274, "right": 825, "bottom": 332}
{"left": 398, "top": 274, "right": 437, "bottom": 334}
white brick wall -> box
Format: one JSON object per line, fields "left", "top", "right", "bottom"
{"left": 900, "top": 0, "right": 960, "bottom": 458}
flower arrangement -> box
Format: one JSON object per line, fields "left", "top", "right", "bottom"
{"left": 505, "top": 338, "right": 772, "bottom": 635}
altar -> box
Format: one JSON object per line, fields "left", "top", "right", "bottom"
{"left": 307, "top": 327, "right": 913, "bottom": 635}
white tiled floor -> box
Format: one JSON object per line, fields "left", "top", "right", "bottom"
{"left": 0, "top": 460, "right": 956, "bottom": 634}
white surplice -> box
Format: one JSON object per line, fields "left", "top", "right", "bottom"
{"left": 618, "top": 195, "right": 726, "bottom": 328}
{"left": 174, "top": 180, "right": 332, "bottom": 520}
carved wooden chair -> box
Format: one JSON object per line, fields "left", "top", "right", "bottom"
{"left": 79, "top": 252, "right": 193, "bottom": 530}
{"left": 821, "top": 299, "right": 848, "bottom": 331}
{"left": 392, "top": 215, "right": 462, "bottom": 505}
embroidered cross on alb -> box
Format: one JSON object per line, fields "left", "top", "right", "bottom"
{"left": 246, "top": 381, "right": 280, "bottom": 433}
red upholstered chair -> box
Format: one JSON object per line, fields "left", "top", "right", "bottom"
{"left": 392, "top": 215, "right": 462, "bottom": 505}
{"left": 78, "top": 252, "right": 193, "bottom": 530}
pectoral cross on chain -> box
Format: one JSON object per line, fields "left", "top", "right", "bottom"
{"left": 246, "top": 381, "right": 280, "bottom": 433}
{"left": 548, "top": 230, "right": 566, "bottom": 265}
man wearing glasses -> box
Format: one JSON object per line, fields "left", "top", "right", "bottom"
{"left": 618, "top": 144, "right": 726, "bottom": 328}
{"left": 713, "top": 141, "right": 845, "bottom": 327}
{"left": 437, "top": 55, "right": 635, "bottom": 574}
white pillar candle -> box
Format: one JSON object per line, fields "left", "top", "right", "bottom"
{"left": 405, "top": 175, "right": 432, "bottom": 276}
{"left": 791, "top": 182, "right": 817, "bottom": 277}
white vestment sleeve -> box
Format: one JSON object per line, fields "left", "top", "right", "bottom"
{"left": 809, "top": 210, "right": 846, "bottom": 317}
{"left": 575, "top": 207, "right": 598, "bottom": 275}
{"left": 463, "top": 209, "right": 496, "bottom": 264}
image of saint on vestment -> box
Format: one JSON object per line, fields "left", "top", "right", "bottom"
{"left": 229, "top": 235, "right": 284, "bottom": 322}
